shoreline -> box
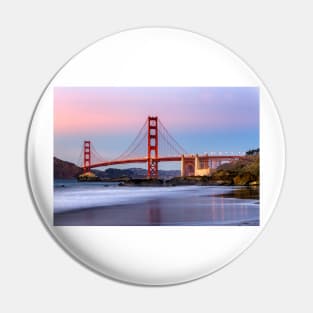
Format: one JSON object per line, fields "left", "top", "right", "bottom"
{"left": 73, "top": 176, "right": 259, "bottom": 187}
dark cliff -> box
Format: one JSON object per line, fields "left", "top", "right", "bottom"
{"left": 54, "top": 157, "right": 83, "bottom": 179}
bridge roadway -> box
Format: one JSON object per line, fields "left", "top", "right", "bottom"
{"left": 87, "top": 155, "right": 241, "bottom": 169}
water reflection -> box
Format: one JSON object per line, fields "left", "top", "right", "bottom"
{"left": 147, "top": 200, "right": 162, "bottom": 225}
{"left": 54, "top": 186, "right": 259, "bottom": 226}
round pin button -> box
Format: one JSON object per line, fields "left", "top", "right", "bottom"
{"left": 27, "top": 28, "right": 285, "bottom": 285}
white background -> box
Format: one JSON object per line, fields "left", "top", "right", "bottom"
{"left": 0, "top": 1, "right": 311, "bottom": 312}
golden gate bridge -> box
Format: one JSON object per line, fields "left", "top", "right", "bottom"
{"left": 79, "top": 116, "right": 242, "bottom": 178}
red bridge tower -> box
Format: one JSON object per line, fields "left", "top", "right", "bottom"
{"left": 147, "top": 116, "right": 159, "bottom": 178}
{"left": 83, "top": 140, "right": 91, "bottom": 173}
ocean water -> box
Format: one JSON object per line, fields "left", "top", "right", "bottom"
{"left": 54, "top": 180, "right": 259, "bottom": 226}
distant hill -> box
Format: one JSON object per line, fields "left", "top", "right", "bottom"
{"left": 93, "top": 167, "right": 180, "bottom": 179}
{"left": 92, "top": 168, "right": 146, "bottom": 179}
{"left": 54, "top": 157, "right": 180, "bottom": 179}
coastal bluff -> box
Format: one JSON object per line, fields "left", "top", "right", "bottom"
{"left": 54, "top": 157, "right": 82, "bottom": 179}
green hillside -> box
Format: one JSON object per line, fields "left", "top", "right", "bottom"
{"left": 212, "top": 155, "right": 259, "bottom": 185}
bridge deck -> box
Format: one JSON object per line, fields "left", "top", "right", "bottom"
{"left": 88, "top": 155, "right": 241, "bottom": 169}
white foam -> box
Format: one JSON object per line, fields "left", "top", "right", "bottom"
{"left": 54, "top": 185, "right": 230, "bottom": 213}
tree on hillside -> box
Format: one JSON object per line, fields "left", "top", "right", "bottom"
{"left": 246, "top": 148, "right": 259, "bottom": 155}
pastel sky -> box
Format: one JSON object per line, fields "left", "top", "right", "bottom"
{"left": 54, "top": 87, "right": 259, "bottom": 169}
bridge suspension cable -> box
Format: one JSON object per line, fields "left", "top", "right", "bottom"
{"left": 113, "top": 119, "right": 148, "bottom": 160}
{"left": 90, "top": 142, "right": 108, "bottom": 164}
{"left": 76, "top": 143, "right": 84, "bottom": 167}
{"left": 158, "top": 119, "right": 187, "bottom": 155}
{"left": 80, "top": 117, "right": 189, "bottom": 167}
